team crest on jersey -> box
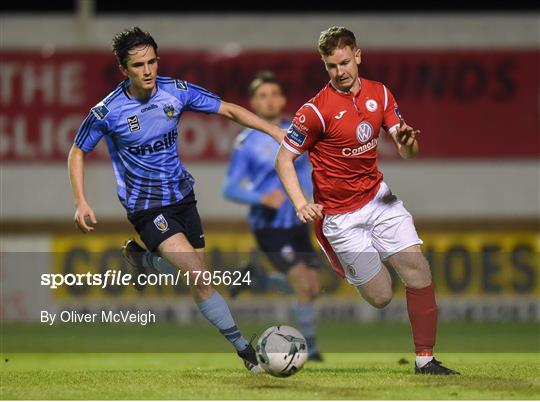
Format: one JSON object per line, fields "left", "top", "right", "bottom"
{"left": 153, "top": 214, "right": 169, "bottom": 233}
{"left": 127, "top": 115, "right": 141, "bottom": 132}
{"left": 365, "top": 99, "right": 378, "bottom": 112}
{"left": 175, "top": 80, "right": 188, "bottom": 91}
{"left": 91, "top": 103, "right": 110, "bottom": 120}
{"left": 163, "top": 104, "right": 175, "bottom": 119}
{"left": 286, "top": 126, "right": 307, "bottom": 147}
{"left": 356, "top": 121, "right": 373, "bottom": 144}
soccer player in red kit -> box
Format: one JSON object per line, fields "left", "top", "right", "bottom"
{"left": 275, "top": 26, "right": 459, "bottom": 375}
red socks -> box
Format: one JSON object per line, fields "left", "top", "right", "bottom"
{"left": 406, "top": 283, "right": 437, "bottom": 355}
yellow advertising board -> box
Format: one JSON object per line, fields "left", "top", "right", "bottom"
{"left": 51, "top": 230, "right": 539, "bottom": 299}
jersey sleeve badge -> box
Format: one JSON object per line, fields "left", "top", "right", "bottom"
{"left": 175, "top": 80, "right": 188, "bottom": 91}
{"left": 91, "top": 103, "right": 110, "bottom": 120}
{"left": 286, "top": 126, "right": 307, "bottom": 147}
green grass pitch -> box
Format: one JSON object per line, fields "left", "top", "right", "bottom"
{"left": 1, "top": 322, "right": 539, "bottom": 399}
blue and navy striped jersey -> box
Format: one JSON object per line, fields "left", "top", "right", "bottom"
{"left": 222, "top": 120, "right": 313, "bottom": 230}
{"left": 74, "top": 76, "right": 220, "bottom": 213}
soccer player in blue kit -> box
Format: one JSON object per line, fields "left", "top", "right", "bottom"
{"left": 68, "top": 27, "right": 283, "bottom": 372}
{"left": 222, "top": 71, "right": 322, "bottom": 361}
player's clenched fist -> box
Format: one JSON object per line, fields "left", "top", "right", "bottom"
{"left": 296, "top": 203, "right": 324, "bottom": 223}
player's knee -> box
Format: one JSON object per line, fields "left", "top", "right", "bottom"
{"left": 296, "top": 286, "right": 314, "bottom": 303}
{"left": 369, "top": 291, "right": 393, "bottom": 309}
{"left": 308, "top": 278, "right": 320, "bottom": 300}
{"left": 372, "top": 295, "right": 392, "bottom": 309}
{"left": 303, "top": 289, "right": 318, "bottom": 303}
{"left": 310, "top": 286, "right": 320, "bottom": 301}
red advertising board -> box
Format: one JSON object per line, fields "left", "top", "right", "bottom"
{"left": 1, "top": 50, "right": 538, "bottom": 162}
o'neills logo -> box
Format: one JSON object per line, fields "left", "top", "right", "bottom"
{"left": 128, "top": 130, "right": 178, "bottom": 155}
{"left": 342, "top": 138, "right": 378, "bottom": 156}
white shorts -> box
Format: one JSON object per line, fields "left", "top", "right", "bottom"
{"left": 316, "top": 182, "right": 422, "bottom": 287}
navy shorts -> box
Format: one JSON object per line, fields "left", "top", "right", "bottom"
{"left": 253, "top": 224, "right": 321, "bottom": 273}
{"left": 127, "top": 192, "right": 205, "bottom": 251}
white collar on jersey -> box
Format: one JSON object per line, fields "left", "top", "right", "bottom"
{"left": 330, "top": 78, "right": 362, "bottom": 95}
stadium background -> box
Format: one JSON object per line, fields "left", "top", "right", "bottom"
{"left": 1, "top": 3, "right": 539, "bottom": 352}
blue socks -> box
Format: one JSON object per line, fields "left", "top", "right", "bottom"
{"left": 197, "top": 291, "right": 249, "bottom": 352}
{"left": 143, "top": 253, "right": 248, "bottom": 352}
{"left": 292, "top": 302, "right": 318, "bottom": 354}
{"left": 143, "top": 252, "right": 314, "bottom": 355}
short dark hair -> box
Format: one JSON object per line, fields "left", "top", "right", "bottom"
{"left": 111, "top": 27, "right": 158, "bottom": 68}
{"left": 248, "top": 70, "right": 283, "bottom": 97}
{"left": 318, "top": 26, "right": 357, "bottom": 57}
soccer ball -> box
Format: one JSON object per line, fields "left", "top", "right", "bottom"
{"left": 255, "top": 325, "right": 308, "bottom": 377}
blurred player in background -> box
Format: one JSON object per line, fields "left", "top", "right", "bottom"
{"left": 275, "top": 26, "right": 459, "bottom": 375}
{"left": 68, "top": 27, "right": 284, "bottom": 373}
{"left": 222, "top": 71, "right": 322, "bottom": 361}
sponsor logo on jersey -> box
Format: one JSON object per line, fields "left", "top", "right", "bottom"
{"left": 365, "top": 99, "right": 378, "bottom": 112}
{"left": 127, "top": 130, "right": 178, "bottom": 155}
{"left": 141, "top": 104, "right": 158, "bottom": 113}
{"left": 286, "top": 126, "right": 307, "bottom": 147}
{"left": 91, "top": 103, "right": 110, "bottom": 120}
{"left": 163, "top": 104, "right": 175, "bottom": 119}
{"left": 127, "top": 115, "right": 141, "bottom": 132}
{"left": 293, "top": 121, "right": 310, "bottom": 134}
{"left": 299, "top": 114, "right": 306, "bottom": 123}
{"left": 334, "top": 110, "right": 347, "bottom": 119}
{"left": 175, "top": 80, "right": 188, "bottom": 91}
{"left": 356, "top": 121, "right": 373, "bottom": 144}
{"left": 153, "top": 214, "right": 169, "bottom": 233}
{"left": 342, "top": 138, "right": 378, "bottom": 157}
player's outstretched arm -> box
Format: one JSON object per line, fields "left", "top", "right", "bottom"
{"left": 217, "top": 101, "right": 285, "bottom": 143}
{"left": 68, "top": 145, "right": 98, "bottom": 233}
{"left": 390, "top": 119, "right": 420, "bottom": 160}
{"left": 275, "top": 145, "right": 323, "bottom": 223}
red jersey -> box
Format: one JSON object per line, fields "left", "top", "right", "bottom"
{"left": 283, "top": 78, "right": 402, "bottom": 215}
